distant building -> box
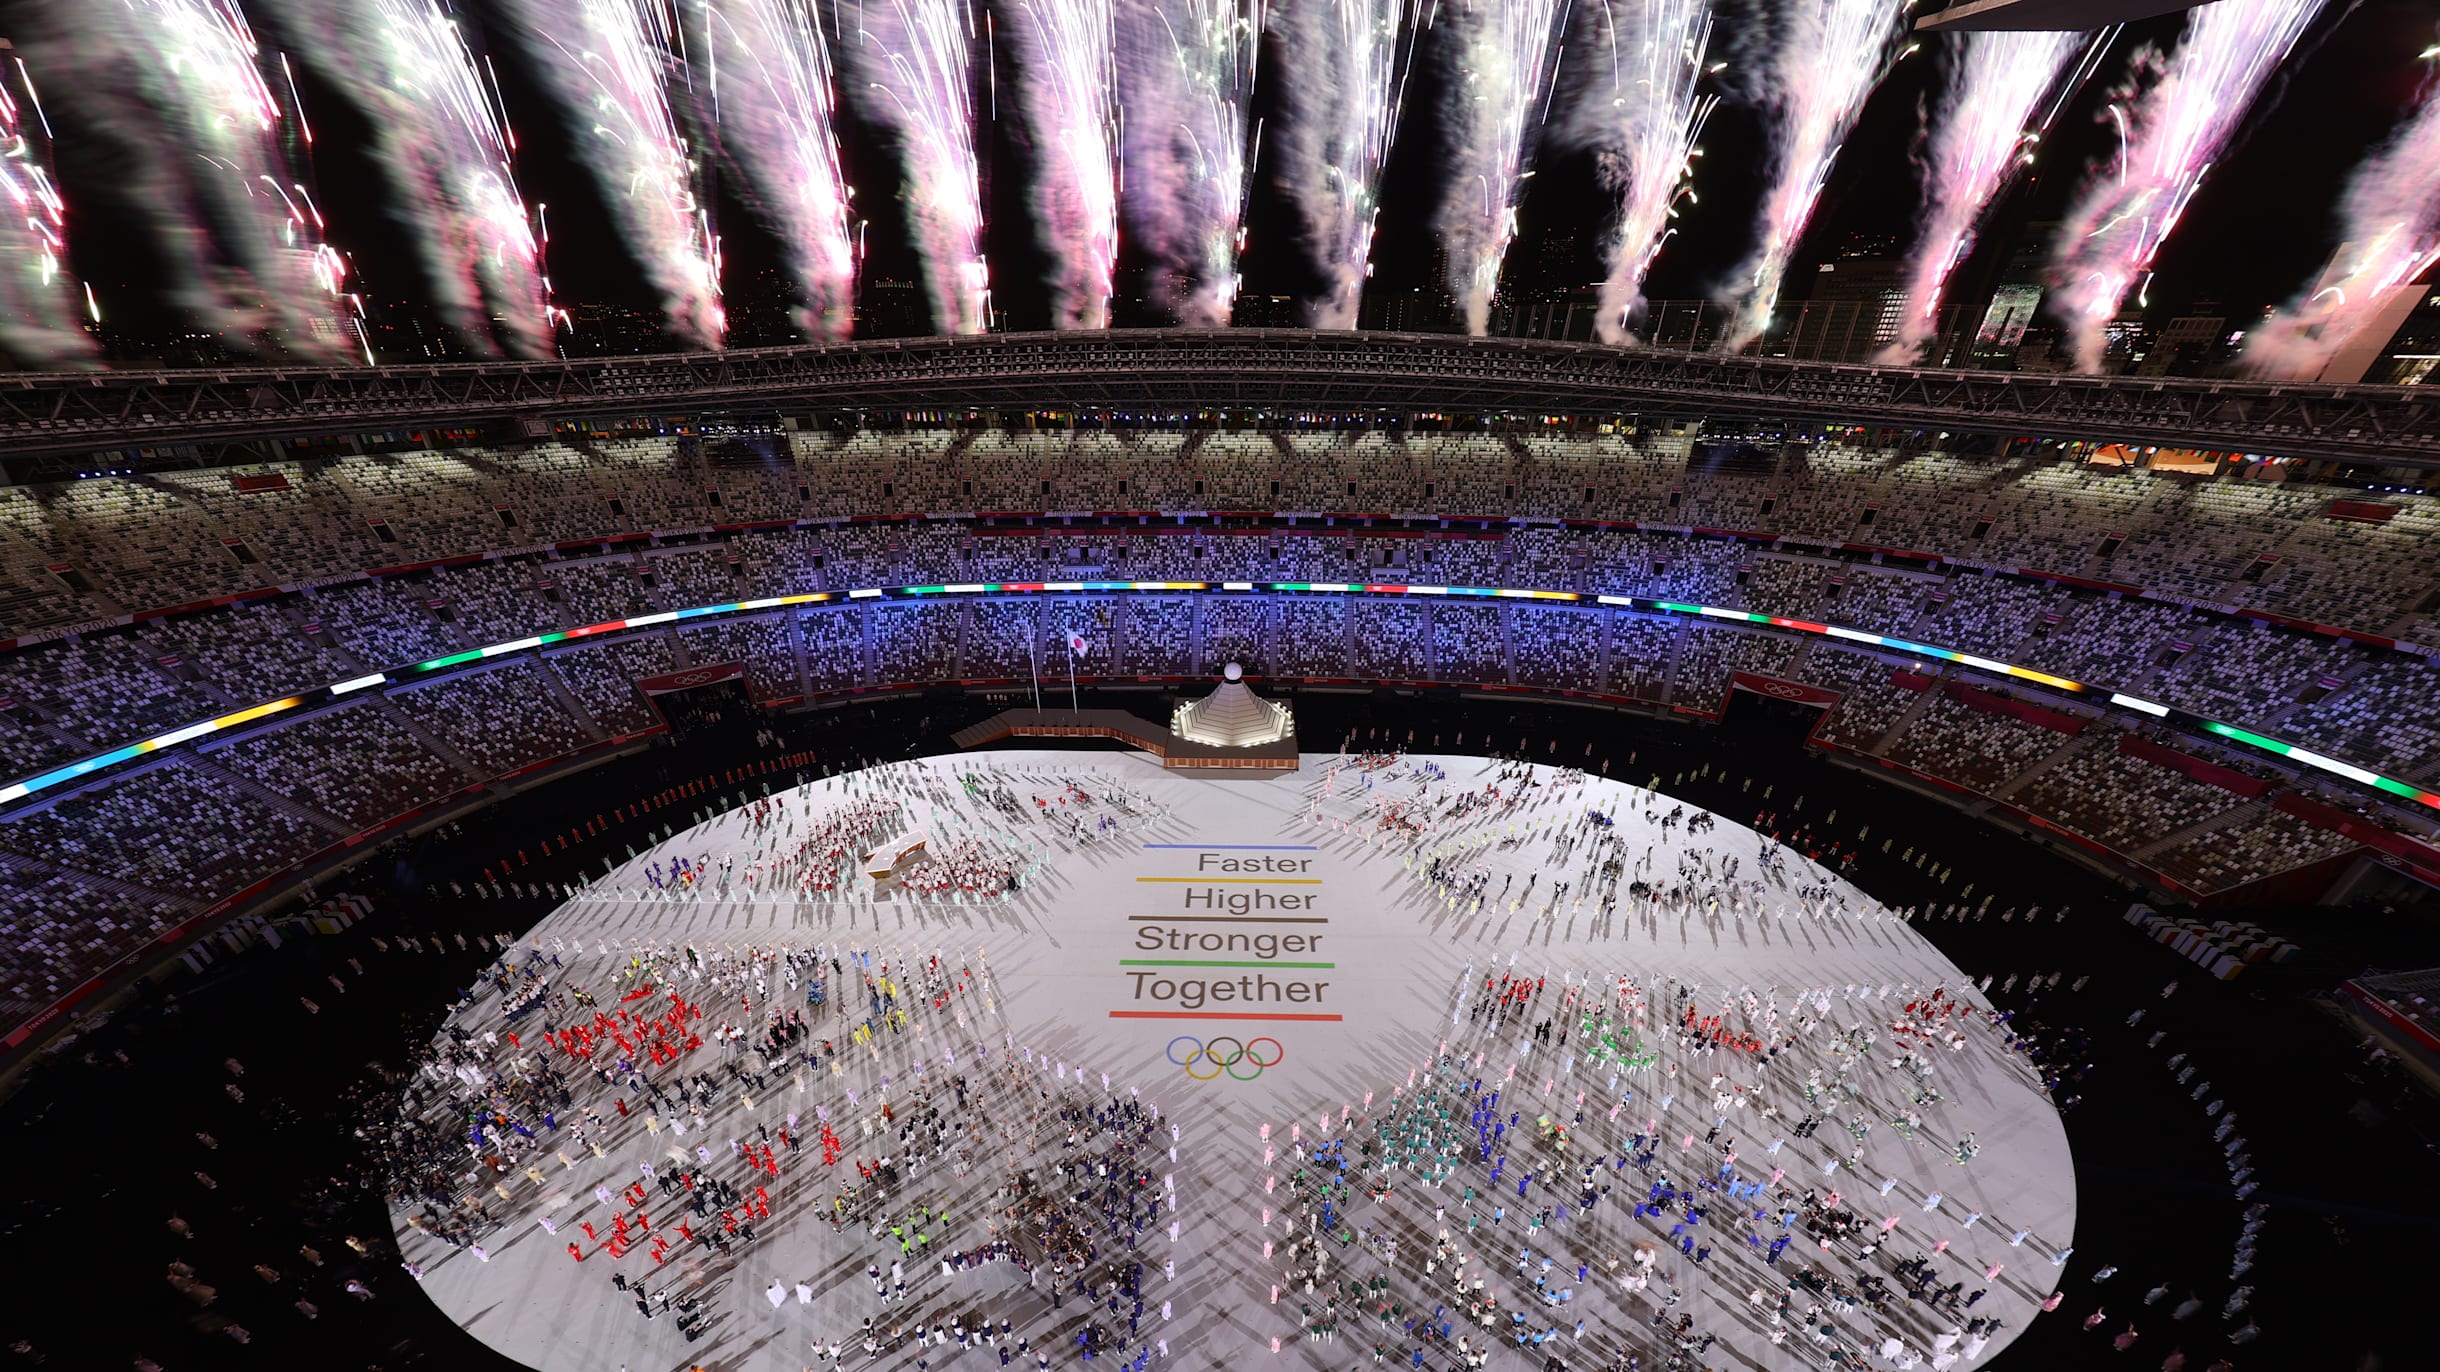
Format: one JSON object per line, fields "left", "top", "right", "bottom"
{"left": 1232, "top": 295, "right": 1302, "bottom": 328}
{"left": 1777, "top": 255, "right": 1906, "bottom": 363}
{"left": 2102, "top": 309, "right": 2149, "bottom": 374}
{"left": 1364, "top": 288, "right": 1458, "bottom": 334}
{"left": 725, "top": 264, "right": 804, "bottom": 348}
{"left": 2137, "top": 303, "right": 2228, "bottom": 377}
{"left": 2012, "top": 325, "right": 2070, "bottom": 373}
{"left": 1361, "top": 246, "right": 1460, "bottom": 333}
{"left": 1490, "top": 284, "right": 1602, "bottom": 341}
{"left": 561, "top": 303, "right": 672, "bottom": 356}
{"left": 1967, "top": 221, "right": 2056, "bottom": 369}
{"left": 1974, "top": 284, "right": 2044, "bottom": 360}
{"left": 2346, "top": 273, "right": 2440, "bottom": 385}
{"left": 855, "top": 278, "right": 930, "bottom": 338}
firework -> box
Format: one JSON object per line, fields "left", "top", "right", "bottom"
{"left": 0, "top": 56, "right": 95, "bottom": 365}
{"left": 1717, "top": 0, "right": 1909, "bottom": 353}
{"left": 1880, "top": 28, "right": 2098, "bottom": 365}
{"left": 1114, "top": 0, "right": 1259, "bottom": 326}
{"left": 505, "top": 0, "right": 723, "bottom": 348}
{"left": 1010, "top": 0, "right": 1120, "bottom": 328}
{"left": 1553, "top": 0, "right": 1714, "bottom": 344}
{"left": 1436, "top": 0, "right": 1567, "bottom": 335}
{"left": 53, "top": 0, "right": 365, "bottom": 361}
{"left": 267, "top": 0, "right": 558, "bottom": 358}
{"left": 2049, "top": 0, "right": 2328, "bottom": 373}
{"left": 848, "top": 0, "right": 988, "bottom": 334}
{"left": 692, "top": 0, "right": 857, "bottom": 341}
{"left": 2245, "top": 47, "right": 2440, "bottom": 381}
{"left": 1272, "top": 0, "right": 1413, "bottom": 329}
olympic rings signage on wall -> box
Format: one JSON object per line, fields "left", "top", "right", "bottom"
{"left": 1166, "top": 1034, "right": 1284, "bottom": 1081}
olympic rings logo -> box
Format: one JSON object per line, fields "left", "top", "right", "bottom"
{"left": 1166, "top": 1035, "right": 1285, "bottom": 1081}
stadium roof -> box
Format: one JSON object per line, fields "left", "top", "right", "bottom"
{"left": 1915, "top": 0, "right": 2202, "bottom": 31}
{"left": 3, "top": 330, "right": 2434, "bottom": 474}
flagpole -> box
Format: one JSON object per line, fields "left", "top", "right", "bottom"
{"left": 1067, "top": 636, "right": 1080, "bottom": 713}
{"left": 1028, "top": 627, "right": 1042, "bottom": 714}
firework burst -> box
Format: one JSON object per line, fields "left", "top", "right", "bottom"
{"left": 1554, "top": 0, "right": 1714, "bottom": 344}
{"left": 58, "top": 0, "right": 366, "bottom": 361}
{"left": 268, "top": 0, "right": 559, "bottom": 358}
{"left": 2049, "top": 0, "right": 2328, "bottom": 373}
{"left": 1718, "top": 0, "right": 1910, "bottom": 353}
{"left": 505, "top": 0, "right": 723, "bottom": 348}
{"left": 1114, "top": 0, "right": 1259, "bottom": 326}
{"left": 1436, "top": 0, "right": 1567, "bottom": 336}
{"left": 1010, "top": 0, "right": 1120, "bottom": 328}
{"left": 2245, "top": 43, "right": 2440, "bottom": 381}
{"left": 0, "top": 55, "right": 95, "bottom": 365}
{"left": 849, "top": 0, "right": 988, "bottom": 334}
{"left": 692, "top": 0, "right": 858, "bottom": 341}
{"left": 1272, "top": 0, "right": 1413, "bottom": 329}
{"left": 1879, "top": 28, "right": 2100, "bottom": 365}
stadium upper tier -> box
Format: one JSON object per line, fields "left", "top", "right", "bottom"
{"left": 6, "top": 427, "right": 2440, "bottom": 1047}
{"left": 3, "top": 331, "right": 2439, "bottom": 469}
{"left": 5, "top": 430, "right": 2431, "bottom": 645}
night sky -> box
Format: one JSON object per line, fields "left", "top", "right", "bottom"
{"left": 14, "top": 0, "right": 2440, "bottom": 358}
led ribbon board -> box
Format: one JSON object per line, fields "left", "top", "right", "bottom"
{"left": 0, "top": 697, "right": 305, "bottom": 805}
{"left": 4, "top": 582, "right": 2433, "bottom": 814}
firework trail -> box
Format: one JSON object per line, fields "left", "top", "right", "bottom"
{"left": 505, "top": 0, "right": 723, "bottom": 348}
{"left": 1878, "top": 28, "right": 2099, "bottom": 365}
{"left": 1114, "top": 0, "right": 1258, "bottom": 326}
{"left": 1436, "top": 0, "right": 1567, "bottom": 335}
{"left": 1010, "top": 0, "right": 1119, "bottom": 328}
{"left": 1272, "top": 0, "right": 1413, "bottom": 329}
{"left": 1716, "top": 0, "right": 1909, "bottom": 353}
{"left": 266, "top": 0, "right": 557, "bottom": 358}
{"left": 848, "top": 0, "right": 987, "bottom": 333}
{"left": 2246, "top": 45, "right": 2440, "bottom": 381}
{"left": 2049, "top": 0, "right": 2328, "bottom": 373}
{"left": 0, "top": 56, "right": 95, "bottom": 365}
{"left": 49, "top": 0, "right": 364, "bottom": 361}
{"left": 1552, "top": 0, "right": 1714, "bottom": 343}
{"left": 691, "top": 0, "right": 857, "bottom": 341}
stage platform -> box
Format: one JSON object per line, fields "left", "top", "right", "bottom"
{"left": 395, "top": 750, "right": 2075, "bottom": 1372}
{"left": 950, "top": 707, "right": 1298, "bottom": 770}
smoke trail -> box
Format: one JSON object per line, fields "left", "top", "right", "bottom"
{"left": 1716, "top": 0, "right": 1908, "bottom": 353}
{"left": 0, "top": 56, "right": 96, "bottom": 365}
{"left": 847, "top": 0, "right": 988, "bottom": 333}
{"left": 1114, "top": 0, "right": 1258, "bottom": 326}
{"left": 504, "top": 0, "right": 723, "bottom": 348}
{"left": 266, "top": 0, "right": 558, "bottom": 358}
{"left": 1009, "top": 0, "right": 1119, "bottom": 327}
{"left": 2049, "top": 0, "right": 2328, "bottom": 374}
{"left": 1879, "top": 28, "right": 2094, "bottom": 365}
{"left": 1552, "top": 0, "right": 1714, "bottom": 344}
{"left": 692, "top": 0, "right": 858, "bottom": 341}
{"left": 1272, "top": 0, "right": 1413, "bottom": 329}
{"left": 2245, "top": 44, "right": 2440, "bottom": 381}
{"left": 44, "top": 0, "right": 365, "bottom": 361}
{"left": 1436, "top": 0, "right": 1567, "bottom": 335}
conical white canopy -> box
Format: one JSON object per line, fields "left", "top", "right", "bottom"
{"left": 1172, "top": 662, "right": 1293, "bottom": 747}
